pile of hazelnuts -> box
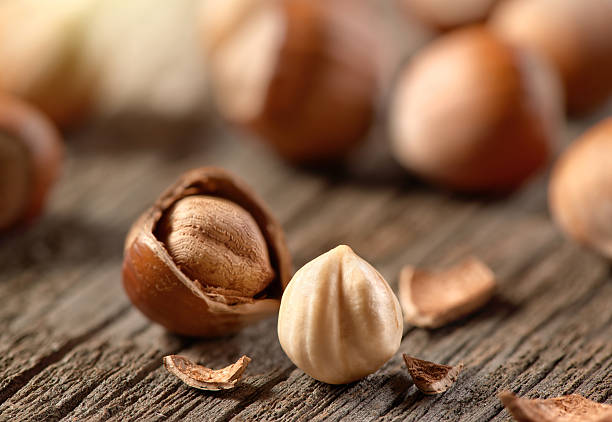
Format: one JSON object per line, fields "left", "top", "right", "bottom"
{"left": 2, "top": 0, "right": 612, "bottom": 342}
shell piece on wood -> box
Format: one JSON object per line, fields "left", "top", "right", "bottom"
{"left": 163, "top": 355, "right": 251, "bottom": 391}
{"left": 398, "top": 257, "right": 495, "bottom": 328}
{"left": 402, "top": 354, "right": 463, "bottom": 394}
{"left": 499, "top": 391, "right": 612, "bottom": 422}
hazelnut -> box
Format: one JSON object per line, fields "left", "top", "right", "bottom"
{"left": 490, "top": 0, "right": 612, "bottom": 115}
{"left": 389, "top": 26, "right": 563, "bottom": 193}
{"left": 277, "top": 245, "right": 403, "bottom": 384}
{"left": 80, "top": 0, "right": 209, "bottom": 119}
{"left": 0, "top": 94, "right": 63, "bottom": 231}
{"left": 200, "top": 0, "right": 381, "bottom": 163}
{"left": 122, "top": 167, "right": 292, "bottom": 337}
{"left": 549, "top": 118, "right": 612, "bottom": 259}
{"left": 400, "top": 0, "right": 500, "bottom": 31}
{"left": 0, "top": 0, "right": 94, "bottom": 125}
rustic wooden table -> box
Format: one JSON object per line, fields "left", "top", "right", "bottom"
{"left": 1, "top": 107, "right": 611, "bottom": 421}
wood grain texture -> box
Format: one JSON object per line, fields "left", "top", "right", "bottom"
{"left": 1, "top": 107, "right": 612, "bottom": 421}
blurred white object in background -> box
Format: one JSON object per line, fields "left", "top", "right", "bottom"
{"left": 0, "top": 0, "right": 97, "bottom": 125}
{"left": 82, "top": 0, "right": 209, "bottom": 119}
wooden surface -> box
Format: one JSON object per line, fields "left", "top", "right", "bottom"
{"left": 1, "top": 107, "right": 611, "bottom": 421}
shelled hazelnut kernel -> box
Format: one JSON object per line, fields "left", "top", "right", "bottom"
{"left": 277, "top": 245, "right": 403, "bottom": 384}
{"left": 0, "top": 95, "right": 63, "bottom": 231}
{"left": 200, "top": 0, "right": 382, "bottom": 163}
{"left": 122, "top": 167, "right": 292, "bottom": 337}
{"left": 389, "top": 26, "right": 563, "bottom": 194}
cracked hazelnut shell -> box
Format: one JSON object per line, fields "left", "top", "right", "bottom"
{"left": 122, "top": 167, "right": 292, "bottom": 337}
{"left": 0, "top": 94, "right": 63, "bottom": 231}
{"left": 277, "top": 245, "right": 403, "bottom": 384}
{"left": 549, "top": 118, "right": 612, "bottom": 259}
{"left": 201, "top": 0, "right": 381, "bottom": 163}
{"left": 389, "top": 26, "right": 563, "bottom": 194}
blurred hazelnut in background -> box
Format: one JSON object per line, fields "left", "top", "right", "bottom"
{"left": 400, "top": 0, "right": 500, "bottom": 31}
{"left": 81, "top": 0, "right": 210, "bottom": 120}
{"left": 491, "top": 0, "right": 612, "bottom": 115}
{"left": 0, "top": 95, "right": 63, "bottom": 231}
{"left": 549, "top": 118, "right": 612, "bottom": 259}
{"left": 200, "top": 0, "right": 383, "bottom": 163}
{"left": 389, "top": 27, "right": 563, "bottom": 194}
{"left": 0, "top": 0, "right": 96, "bottom": 126}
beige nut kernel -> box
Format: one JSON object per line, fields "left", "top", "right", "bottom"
{"left": 278, "top": 245, "right": 403, "bottom": 384}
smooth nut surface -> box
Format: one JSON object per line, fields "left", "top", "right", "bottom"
{"left": 0, "top": 95, "right": 63, "bottom": 231}
{"left": 491, "top": 0, "right": 612, "bottom": 114}
{"left": 389, "top": 26, "right": 562, "bottom": 193}
{"left": 549, "top": 118, "right": 612, "bottom": 259}
{"left": 157, "top": 195, "right": 275, "bottom": 297}
{"left": 0, "top": 132, "right": 31, "bottom": 230}
{"left": 402, "top": 0, "right": 499, "bottom": 30}
{"left": 278, "top": 245, "right": 403, "bottom": 384}
{"left": 122, "top": 167, "right": 292, "bottom": 337}
{"left": 202, "top": 0, "right": 381, "bottom": 163}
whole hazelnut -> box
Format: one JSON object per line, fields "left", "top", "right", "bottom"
{"left": 549, "top": 117, "right": 612, "bottom": 259}
{"left": 490, "top": 0, "right": 612, "bottom": 115}
{"left": 0, "top": 94, "right": 63, "bottom": 231}
{"left": 0, "top": 0, "right": 94, "bottom": 125}
{"left": 122, "top": 167, "right": 292, "bottom": 337}
{"left": 200, "top": 0, "right": 381, "bottom": 163}
{"left": 277, "top": 245, "right": 403, "bottom": 384}
{"left": 400, "top": 0, "right": 500, "bottom": 31}
{"left": 389, "top": 26, "right": 563, "bottom": 193}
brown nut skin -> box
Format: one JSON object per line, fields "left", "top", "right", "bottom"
{"left": 491, "top": 0, "right": 612, "bottom": 115}
{"left": 0, "top": 94, "right": 63, "bottom": 231}
{"left": 400, "top": 0, "right": 500, "bottom": 31}
{"left": 122, "top": 167, "right": 292, "bottom": 337}
{"left": 389, "top": 26, "right": 563, "bottom": 194}
{"left": 549, "top": 118, "right": 612, "bottom": 259}
{"left": 202, "top": 0, "right": 380, "bottom": 163}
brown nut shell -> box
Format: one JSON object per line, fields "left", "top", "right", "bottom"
{"left": 549, "top": 118, "right": 612, "bottom": 259}
{"left": 499, "top": 391, "right": 612, "bottom": 422}
{"left": 389, "top": 26, "right": 563, "bottom": 193}
{"left": 122, "top": 167, "right": 292, "bottom": 337}
{"left": 491, "top": 0, "right": 612, "bottom": 115}
{"left": 0, "top": 94, "right": 63, "bottom": 231}
{"left": 401, "top": 0, "right": 500, "bottom": 31}
{"left": 203, "top": 0, "right": 380, "bottom": 163}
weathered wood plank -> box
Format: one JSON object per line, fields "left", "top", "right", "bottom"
{"left": 0, "top": 111, "right": 611, "bottom": 421}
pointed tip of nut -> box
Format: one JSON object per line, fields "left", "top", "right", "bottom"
{"left": 402, "top": 354, "right": 463, "bottom": 395}
{"left": 399, "top": 256, "right": 495, "bottom": 328}
{"left": 163, "top": 354, "right": 251, "bottom": 391}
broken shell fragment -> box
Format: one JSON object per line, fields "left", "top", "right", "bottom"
{"left": 402, "top": 354, "right": 463, "bottom": 395}
{"left": 163, "top": 355, "right": 251, "bottom": 391}
{"left": 398, "top": 257, "right": 495, "bottom": 328}
{"left": 499, "top": 391, "right": 612, "bottom": 422}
